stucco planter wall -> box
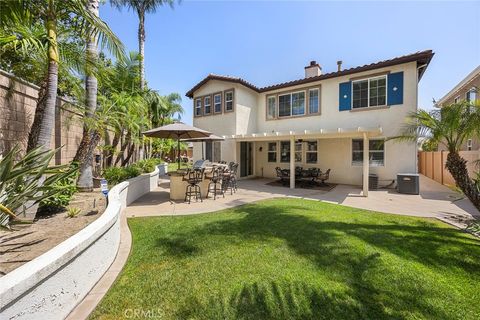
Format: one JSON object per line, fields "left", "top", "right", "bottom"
{"left": 0, "top": 167, "right": 159, "bottom": 320}
{"left": 157, "top": 163, "right": 168, "bottom": 176}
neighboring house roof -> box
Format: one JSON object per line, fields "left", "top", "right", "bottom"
{"left": 186, "top": 50, "right": 434, "bottom": 98}
{"left": 436, "top": 65, "right": 480, "bottom": 106}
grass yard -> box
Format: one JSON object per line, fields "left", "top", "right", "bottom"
{"left": 91, "top": 198, "right": 480, "bottom": 320}
{"left": 167, "top": 161, "right": 189, "bottom": 172}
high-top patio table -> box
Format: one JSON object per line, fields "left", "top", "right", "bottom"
{"left": 168, "top": 163, "right": 229, "bottom": 201}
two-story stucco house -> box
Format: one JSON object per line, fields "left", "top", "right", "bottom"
{"left": 436, "top": 65, "right": 479, "bottom": 151}
{"left": 186, "top": 50, "right": 434, "bottom": 195}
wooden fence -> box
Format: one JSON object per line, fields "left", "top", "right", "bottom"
{"left": 418, "top": 151, "right": 479, "bottom": 186}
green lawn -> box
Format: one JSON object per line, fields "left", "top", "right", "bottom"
{"left": 167, "top": 161, "right": 189, "bottom": 172}
{"left": 91, "top": 199, "right": 480, "bottom": 320}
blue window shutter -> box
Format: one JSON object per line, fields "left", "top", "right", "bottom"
{"left": 339, "top": 81, "right": 351, "bottom": 111}
{"left": 387, "top": 72, "right": 404, "bottom": 105}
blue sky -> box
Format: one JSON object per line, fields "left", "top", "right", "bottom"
{"left": 100, "top": 1, "right": 480, "bottom": 124}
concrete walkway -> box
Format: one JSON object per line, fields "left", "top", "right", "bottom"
{"left": 127, "top": 175, "right": 479, "bottom": 229}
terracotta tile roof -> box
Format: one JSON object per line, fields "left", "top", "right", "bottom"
{"left": 186, "top": 50, "right": 434, "bottom": 98}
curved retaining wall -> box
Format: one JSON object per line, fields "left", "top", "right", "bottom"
{"left": 0, "top": 167, "right": 159, "bottom": 320}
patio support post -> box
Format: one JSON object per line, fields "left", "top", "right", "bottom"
{"left": 290, "top": 136, "right": 295, "bottom": 189}
{"left": 363, "top": 132, "right": 369, "bottom": 197}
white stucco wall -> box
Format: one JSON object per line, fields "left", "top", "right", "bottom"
{"left": 0, "top": 168, "right": 159, "bottom": 320}
{"left": 190, "top": 61, "right": 419, "bottom": 183}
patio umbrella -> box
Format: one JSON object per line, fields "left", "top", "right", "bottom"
{"left": 180, "top": 134, "right": 225, "bottom": 160}
{"left": 143, "top": 122, "right": 211, "bottom": 170}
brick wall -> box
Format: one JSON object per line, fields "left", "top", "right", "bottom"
{"left": 0, "top": 69, "right": 84, "bottom": 165}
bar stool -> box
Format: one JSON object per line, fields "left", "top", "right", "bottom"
{"left": 222, "top": 163, "right": 239, "bottom": 195}
{"left": 206, "top": 167, "right": 224, "bottom": 200}
{"left": 183, "top": 168, "right": 204, "bottom": 204}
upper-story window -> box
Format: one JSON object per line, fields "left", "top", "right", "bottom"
{"left": 352, "top": 75, "right": 386, "bottom": 109}
{"left": 267, "top": 96, "right": 276, "bottom": 119}
{"left": 225, "top": 90, "right": 234, "bottom": 112}
{"left": 214, "top": 93, "right": 222, "bottom": 113}
{"left": 466, "top": 87, "right": 477, "bottom": 102}
{"left": 308, "top": 88, "right": 320, "bottom": 114}
{"left": 204, "top": 96, "right": 211, "bottom": 115}
{"left": 195, "top": 98, "right": 202, "bottom": 116}
{"left": 279, "top": 91, "right": 305, "bottom": 117}
{"left": 454, "top": 95, "right": 461, "bottom": 103}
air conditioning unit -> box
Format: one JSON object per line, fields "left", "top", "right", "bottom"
{"left": 397, "top": 173, "right": 420, "bottom": 195}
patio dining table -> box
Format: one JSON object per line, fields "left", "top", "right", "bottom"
{"left": 283, "top": 168, "right": 320, "bottom": 185}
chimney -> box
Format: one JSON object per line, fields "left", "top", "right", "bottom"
{"left": 304, "top": 60, "right": 322, "bottom": 78}
{"left": 337, "top": 60, "right": 342, "bottom": 72}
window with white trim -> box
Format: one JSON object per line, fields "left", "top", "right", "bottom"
{"left": 267, "top": 142, "right": 277, "bottom": 162}
{"left": 352, "top": 139, "right": 385, "bottom": 166}
{"left": 267, "top": 96, "right": 276, "bottom": 119}
{"left": 294, "top": 142, "right": 302, "bottom": 162}
{"left": 309, "top": 88, "right": 320, "bottom": 114}
{"left": 280, "top": 141, "right": 290, "bottom": 162}
{"left": 225, "top": 91, "right": 234, "bottom": 111}
{"left": 454, "top": 95, "right": 461, "bottom": 103}
{"left": 466, "top": 87, "right": 477, "bottom": 102}
{"left": 204, "top": 96, "right": 211, "bottom": 114}
{"left": 214, "top": 93, "right": 222, "bottom": 113}
{"left": 195, "top": 98, "right": 202, "bottom": 116}
{"left": 306, "top": 141, "right": 317, "bottom": 163}
{"left": 352, "top": 76, "right": 386, "bottom": 109}
{"left": 292, "top": 92, "right": 305, "bottom": 116}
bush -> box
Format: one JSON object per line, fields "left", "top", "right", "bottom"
{"left": 0, "top": 146, "right": 77, "bottom": 228}
{"left": 102, "top": 158, "right": 161, "bottom": 187}
{"left": 135, "top": 158, "right": 163, "bottom": 173}
{"left": 66, "top": 207, "right": 81, "bottom": 218}
{"left": 39, "top": 164, "right": 79, "bottom": 214}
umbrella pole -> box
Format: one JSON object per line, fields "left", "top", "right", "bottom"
{"left": 177, "top": 138, "right": 181, "bottom": 170}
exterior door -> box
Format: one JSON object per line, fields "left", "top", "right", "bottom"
{"left": 240, "top": 142, "right": 253, "bottom": 177}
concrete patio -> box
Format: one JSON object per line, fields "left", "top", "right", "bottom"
{"left": 126, "top": 174, "right": 479, "bottom": 229}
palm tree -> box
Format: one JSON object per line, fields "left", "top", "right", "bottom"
{"left": 392, "top": 101, "right": 480, "bottom": 210}
{"left": 148, "top": 92, "right": 184, "bottom": 127}
{"left": 111, "top": 0, "right": 176, "bottom": 160}
{"left": 74, "top": 0, "right": 101, "bottom": 191}
{"left": 0, "top": 0, "right": 124, "bottom": 152}
{"left": 110, "top": 0, "right": 175, "bottom": 91}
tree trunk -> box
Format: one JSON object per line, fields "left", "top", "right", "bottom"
{"left": 445, "top": 152, "right": 480, "bottom": 210}
{"left": 105, "top": 131, "right": 120, "bottom": 167}
{"left": 27, "top": 76, "right": 48, "bottom": 152}
{"left": 24, "top": 5, "right": 59, "bottom": 221}
{"left": 115, "top": 132, "right": 131, "bottom": 166}
{"left": 35, "top": 61, "right": 58, "bottom": 150}
{"left": 137, "top": 10, "right": 145, "bottom": 160}
{"left": 138, "top": 10, "right": 145, "bottom": 91}
{"left": 73, "top": 0, "right": 99, "bottom": 192}
{"left": 122, "top": 143, "right": 136, "bottom": 167}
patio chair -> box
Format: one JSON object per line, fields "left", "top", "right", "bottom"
{"left": 275, "top": 167, "right": 290, "bottom": 186}
{"left": 303, "top": 168, "right": 320, "bottom": 187}
{"left": 318, "top": 169, "right": 331, "bottom": 187}
{"left": 206, "top": 167, "right": 225, "bottom": 200}
{"left": 183, "top": 168, "right": 205, "bottom": 204}
{"left": 223, "top": 163, "right": 239, "bottom": 194}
